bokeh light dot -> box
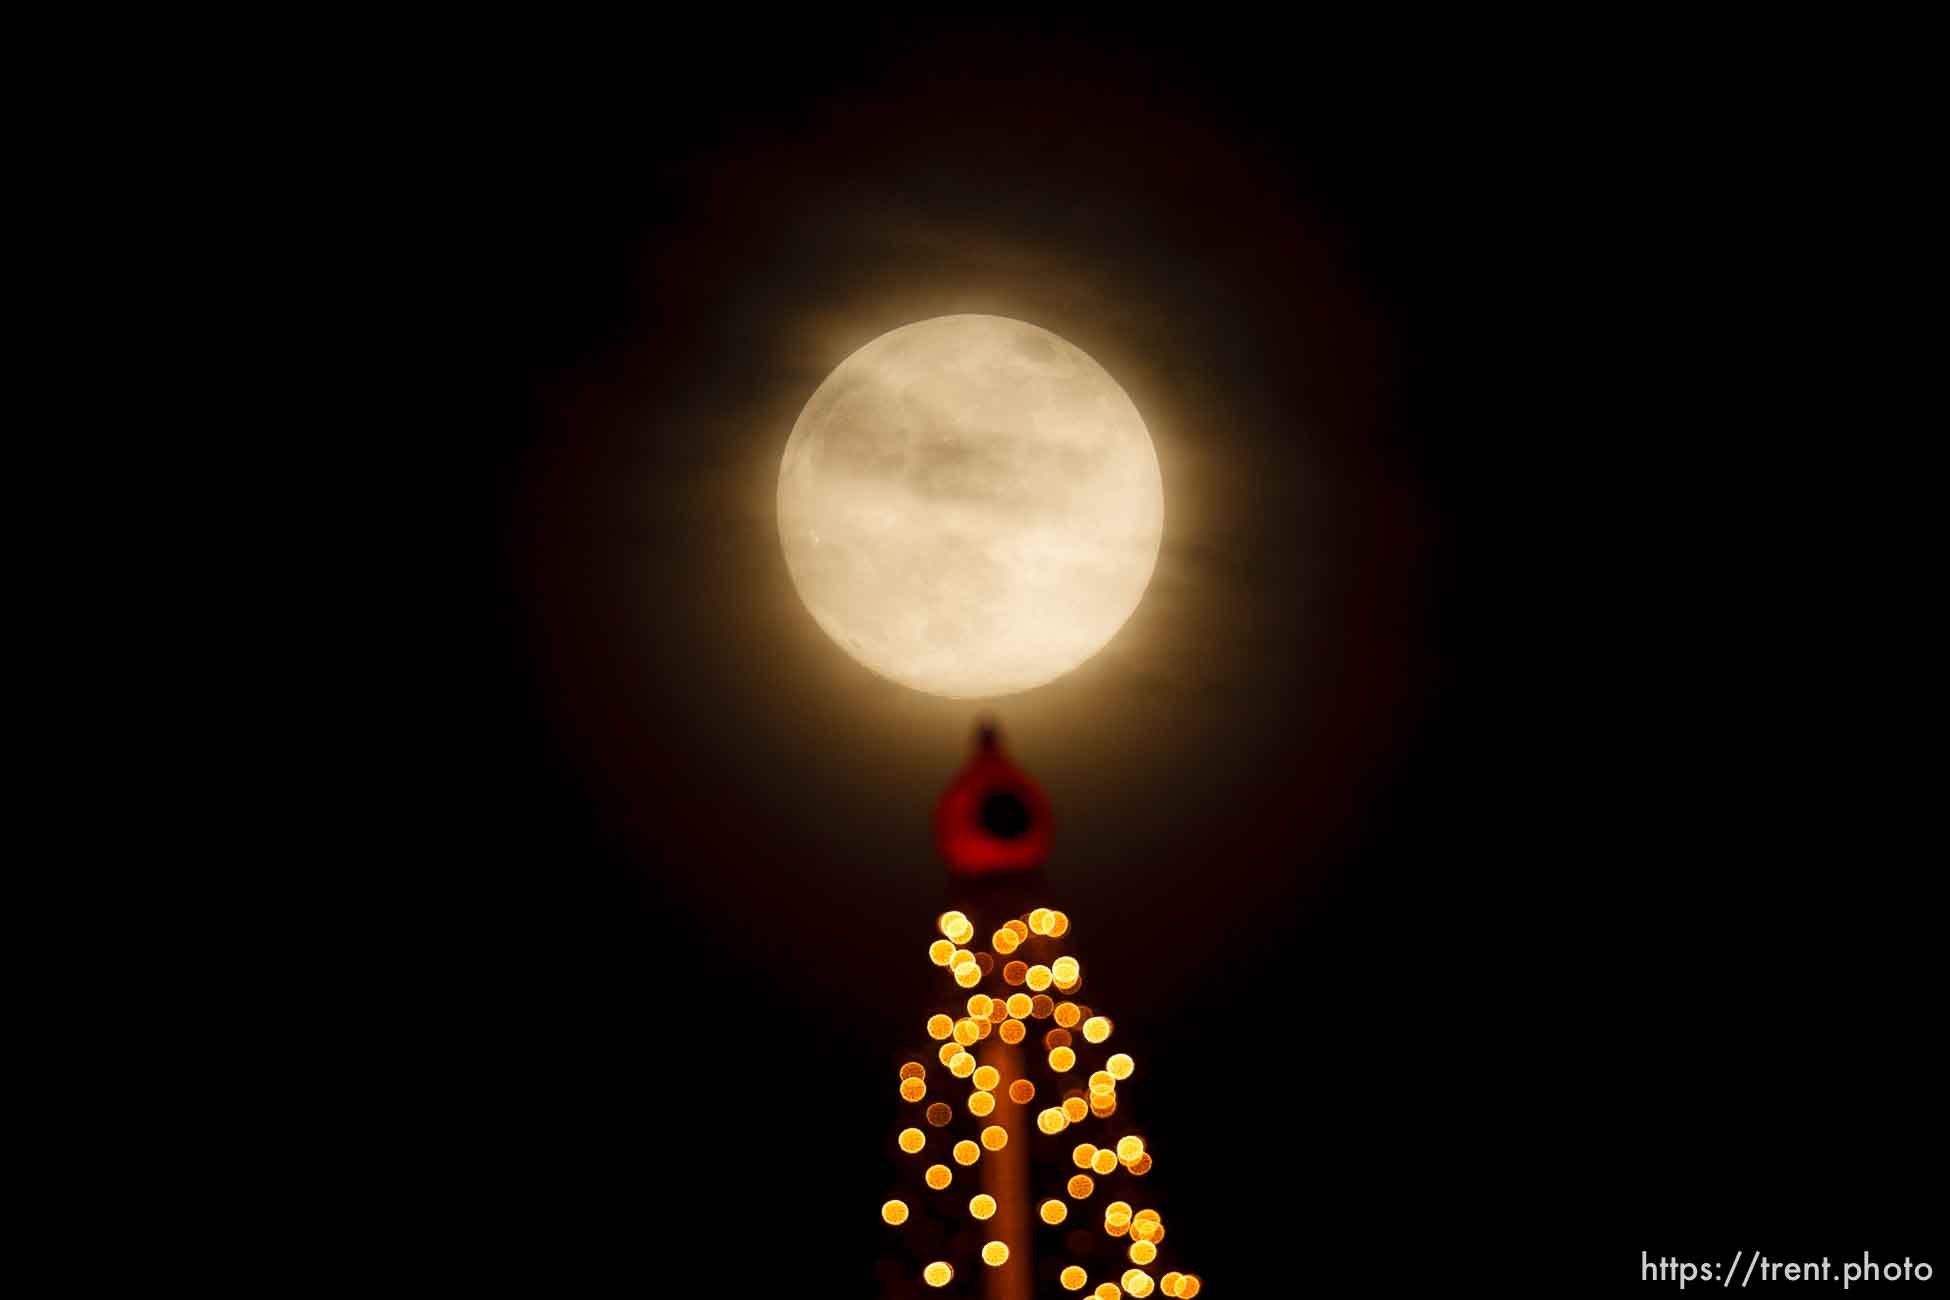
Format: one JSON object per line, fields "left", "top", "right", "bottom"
{"left": 1040, "top": 1198, "right": 1069, "bottom": 1224}
{"left": 882, "top": 1199, "right": 909, "bottom": 1225}
{"left": 982, "top": 1241, "right": 1010, "bottom": 1267}
{"left": 898, "top": 1128, "right": 925, "bottom": 1153}
{"left": 923, "top": 1260, "right": 953, "bottom": 1287}
{"left": 925, "top": 1164, "right": 952, "bottom": 1190}
{"left": 970, "top": 1193, "right": 996, "bottom": 1219}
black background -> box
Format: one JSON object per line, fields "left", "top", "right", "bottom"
{"left": 321, "top": 18, "right": 1942, "bottom": 1295}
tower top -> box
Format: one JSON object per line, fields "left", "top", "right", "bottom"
{"left": 935, "top": 720, "right": 1053, "bottom": 876}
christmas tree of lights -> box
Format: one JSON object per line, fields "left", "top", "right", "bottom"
{"left": 878, "top": 725, "right": 1205, "bottom": 1299}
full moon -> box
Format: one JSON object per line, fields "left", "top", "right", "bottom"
{"left": 778, "top": 315, "right": 1164, "bottom": 699}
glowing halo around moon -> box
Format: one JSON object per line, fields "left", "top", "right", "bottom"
{"left": 777, "top": 314, "right": 1164, "bottom": 698}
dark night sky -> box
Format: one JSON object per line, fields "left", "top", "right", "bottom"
{"left": 343, "top": 21, "right": 1940, "bottom": 1295}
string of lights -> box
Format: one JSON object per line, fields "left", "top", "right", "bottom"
{"left": 885, "top": 907, "right": 1204, "bottom": 1298}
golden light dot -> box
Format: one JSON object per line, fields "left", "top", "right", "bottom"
{"left": 986, "top": 999, "right": 1010, "bottom": 1024}
{"left": 1089, "top": 1068, "right": 1115, "bottom": 1089}
{"left": 998, "top": 1020, "right": 1026, "bottom": 1045}
{"left": 1044, "top": 1028, "right": 1074, "bottom": 1052}
{"left": 1052, "top": 956, "right": 1080, "bottom": 984}
{"left": 1159, "top": 1273, "right": 1182, "bottom": 1297}
{"left": 992, "top": 928, "right": 1020, "bottom": 955}
{"left": 973, "top": 952, "right": 995, "bottom": 977}
{"left": 1068, "top": 1173, "right": 1096, "bottom": 1198}
{"left": 926, "top": 1103, "right": 953, "bottom": 1127}
{"left": 1132, "top": 1209, "right": 1160, "bottom": 1228}
{"left": 1122, "top": 1268, "right": 1154, "bottom": 1297}
{"left": 1177, "top": 1275, "right": 1201, "bottom": 1298}
{"left": 882, "top": 1199, "right": 909, "bottom": 1225}
{"left": 955, "top": 963, "right": 982, "bottom": 988}
{"left": 1092, "top": 1148, "right": 1119, "bottom": 1175}
{"left": 1128, "top": 1152, "right": 1153, "bottom": 1175}
{"left": 980, "top": 1125, "right": 1008, "bottom": 1151}
{"left": 938, "top": 910, "right": 968, "bottom": 939}
{"left": 1002, "top": 961, "right": 1029, "bottom": 986}
{"left": 929, "top": 939, "right": 955, "bottom": 967}
{"left": 1095, "top": 1285, "right": 1121, "bottom": 1300}
{"left": 925, "top": 1163, "right": 952, "bottom": 1190}
{"left": 1006, "top": 993, "right": 1033, "bottom": 1018}
{"left": 1106, "top": 1199, "right": 1132, "bottom": 1218}
{"left": 1091, "top": 1098, "right": 1119, "bottom": 1120}
{"left": 954, "top": 1019, "right": 981, "bottom": 1046}
{"left": 1054, "top": 977, "right": 1080, "bottom": 995}
{"left": 953, "top": 1139, "right": 980, "bottom": 1166}
{"left": 982, "top": 1241, "right": 1010, "bottom": 1267}
{"left": 900, "top": 1078, "right": 927, "bottom": 1102}
{"left": 1030, "top": 995, "right": 1055, "bottom": 1019}
{"left": 927, "top": 1013, "right": 955, "bottom": 1040}
{"left": 1106, "top": 1053, "right": 1134, "bottom": 1081}
{"left": 937, "top": 1041, "right": 962, "bottom": 1067}
{"left": 1062, "top": 1096, "right": 1089, "bottom": 1123}
{"left": 1036, "top": 1107, "right": 1069, "bottom": 1134}
{"left": 1138, "top": 1221, "right": 1164, "bottom": 1245}
{"left": 923, "top": 1260, "right": 953, "bottom": 1287}
{"left": 1029, "top": 907, "right": 1055, "bottom": 934}
{"left": 966, "top": 994, "right": 993, "bottom": 1019}
{"left": 1072, "top": 1142, "right": 1098, "bottom": 1168}
{"left": 1062, "top": 1265, "right": 1089, "bottom": 1291}
{"left": 969, "top": 1193, "right": 996, "bottom": 1220}
{"left": 1026, "top": 964, "right": 1053, "bottom": 991}
{"left": 974, "top": 1018, "right": 993, "bottom": 1039}
{"left": 1054, "top": 1001, "right": 1082, "bottom": 1028}
{"left": 1082, "top": 1016, "right": 1112, "bottom": 1043}
{"left": 1129, "top": 1240, "right": 1157, "bottom": 1265}
{"left": 1040, "top": 1198, "right": 1069, "bottom": 1225}
{"left": 900, "top": 1061, "right": 926, "bottom": 1081}
{"left": 1049, "top": 1046, "right": 1076, "bottom": 1072}
{"left": 950, "top": 1052, "right": 976, "bottom": 1079}
{"left": 1116, "top": 1136, "right": 1144, "bottom": 1163}
{"left": 1106, "top": 1217, "right": 1130, "bottom": 1239}
{"left": 968, "top": 1090, "right": 996, "bottom": 1117}
{"left": 898, "top": 1128, "right": 925, "bottom": 1154}
{"left": 1008, "top": 1078, "right": 1036, "bottom": 1104}
{"left": 1049, "top": 910, "right": 1070, "bottom": 937}
{"left": 1006, "top": 919, "right": 1030, "bottom": 941}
